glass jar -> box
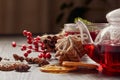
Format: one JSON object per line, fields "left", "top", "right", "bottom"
{"left": 87, "top": 23, "right": 108, "bottom": 41}
{"left": 64, "top": 23, "right": 80, "bottom": 36}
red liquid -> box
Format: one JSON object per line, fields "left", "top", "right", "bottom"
{"left": 90, "top": 32, "right": 97, "bottom": 41}
{"left": 65, "top": 31, "right": 80, "bottom": 36}
{"left": 90, "top": 30, "right": 99, "bottom": 41}
{"left": 84, "top": 43, "right": 120, "bottom": 75}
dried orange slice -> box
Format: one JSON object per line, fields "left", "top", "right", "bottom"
{"left": 40, "top": 64, "right": 77, "bottom": 73}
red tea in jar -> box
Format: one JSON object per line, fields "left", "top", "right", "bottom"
{"left": 64, "top": 23, "right": 80, "bottom": 36}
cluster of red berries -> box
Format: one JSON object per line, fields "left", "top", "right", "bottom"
{"left": 12, "top": 30, "right": 51, "bottom": 59}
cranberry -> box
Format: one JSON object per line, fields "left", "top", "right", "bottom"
{"left": 27, "top": 31, "right": 32, "bottom": 37}
{"left": 45, "top": 52, "right": 51, "bottom": 59}
{"left": 41, "top": 46, "right": 45, "bottom": 50}
{"left": 28, "top": 45, "right": 32, "bottom": 49}
{"left": 41, "top": 43, "right": 45, "bottom": 50}
{"left": 42, "top": 53, "right": 46, "bottom": 59}
{"left": 38, "top": 53, "right": 43, "bottom": 58}
{"left": 27, "top": 40, "right": 32, "bottom": 44}
{"left": 36, "top": 36, "right": 41, "bottom": 40}
{"left": 33, "top": 41, "right": 38, "bottom": 46}
{"left": 24, "top": 53, "right": 28, "bottom": 57}
{"left": 34, "top": 45, "right": 39, "bottom": 49}
{"left": 65, "top": 33, "right": 69, "bottom": 36}
{"left": 12, "top": 41, "right": 16, "bottom": 47}
{"left": 27, "top": 50, "right": 32, "bottom": 54}
{"left": 34, "top": 48, "right": 39, "bottom": 52}
{"left": 21, "top": 44, "right": 27, "bottom": 51}
{"left": 23, "top": 30, "right": 28, "bottom": 36}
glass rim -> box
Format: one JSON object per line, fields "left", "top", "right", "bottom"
{"left": 86, "top": 23, "right": 109, "bottom": 26}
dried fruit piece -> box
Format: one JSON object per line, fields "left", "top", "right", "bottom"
{"left": 40, "top": 64, "right": 77, "bottom": 73}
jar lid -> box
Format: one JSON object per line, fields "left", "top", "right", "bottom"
{"left": 64, "top": 23, "right": 79, "bottom": 32}
{"left": 106, "top": 8, "right": 120, "bottom": 22}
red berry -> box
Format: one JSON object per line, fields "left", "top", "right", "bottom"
{"left": 34, "top": 48, "right": 39, "bottom": 52}
{"left": 35, "top": 44, "right": 39, "bottom": 48}
{"left": 42, "top": 53, "right": 46, "bottom": 59}
{"left": 40, "top": 42, "right": 44, "bottom": 46}
{"left": 41, "top": 43, "right": 45, "bottom": 50}
{"left": 33, "top": 41, "right": 38, "bottom": 46}
{"left": 24, "top": 53, "right": 28, "bottom": 57}
{"left": 65, "top": 33, "right": 69, "bottom": 36}
{"left": 21, "top": 48, "right": 25, "bottom": 51}
{"left": 41, "top": 46, "right": 45, "bottom": 50}
{"left": 21, "top": 44, "right": 26, "bottom": 51}
{"left": 27, "top": 36, "right": 32, "bottom": 40}
{"left": 27, "top": 31, "right": 32, "bottom": 37}
{"left": 27, "top": 40, "right": 32, "bottom": 44}
{"left": 28, "top": 45, "right": 32, "bottom": 49}
{"left": 36, "top": 36, "right": 41, "bottom": 40}
{"left": 38, "top": 53, "right": 43, "bottom": 58}
{"left": 23, "top": 30, "right": 28, "bottom": 36}
{"left": 45, "top": 52, "right": 51, "bottom": 59}
{"left": 12, "top": 41, "right": 16, "bottom": 47}
{"left": 43, "top": 50, "right": 47, "bottom": 53}
{"left": 27, "top": 50, "right": 32, "bottom": 54}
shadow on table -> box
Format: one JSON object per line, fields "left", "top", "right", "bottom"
{"left": 72, "top": 68, "right": 120, "bottom": 79}
{"left": 72, "top": 68, "right": 98, "bottom": 74}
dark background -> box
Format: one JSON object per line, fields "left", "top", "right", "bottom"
{"left": 0, "top": 0, "right": 120, "bottom": 34}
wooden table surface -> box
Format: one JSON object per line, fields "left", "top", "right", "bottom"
{"left": 0, "top": 36, "right": 120, "bottom": 80}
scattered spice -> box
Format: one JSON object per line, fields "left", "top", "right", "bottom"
{"left": 13, "top": 54, "right": 24, "bottom": 62}
{"left": 15, "top": 63, "right": 31, "bottom": 72}
{"left": 38, "top": 59, "right": 49, "bottom": 67}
